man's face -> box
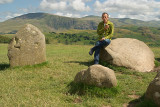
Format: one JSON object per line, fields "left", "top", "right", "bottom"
{"left": 102, "top": 14, "right": 108, "bottom": 23}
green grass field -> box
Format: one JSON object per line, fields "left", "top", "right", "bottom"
{"left": 0, "top": 43, "right": 159, "bottom": 107}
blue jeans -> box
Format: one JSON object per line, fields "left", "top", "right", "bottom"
{"left": 91, "top": 39, "right": 111, "bottom": 64}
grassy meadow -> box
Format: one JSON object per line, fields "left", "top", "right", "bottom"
{"left": 0, "top": 43, "right": 160, "bottom": 107}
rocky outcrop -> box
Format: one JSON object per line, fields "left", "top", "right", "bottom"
{"left": 8, "top": 24, "right": 46, "bottom": 67}
{"left": 74, "top": 64, "right": 117, "bottom": 88}
{"left": 145, "top": 71, "right": 160, "bottom": 106}
{"left": 100, "top": 38, "right": 155, "bottom": 72}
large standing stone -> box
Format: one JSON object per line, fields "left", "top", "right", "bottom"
{"left": 100, "top": 38, "right": 155, "bottom": 72}
{"left": 74, "top": 64, "right": 117, "bottom": 88}
{"left": 8, "top": 24, "right": 46, "bottom": 67}
{"left": 145, "top": 71, "right": 160, "bottom": 106}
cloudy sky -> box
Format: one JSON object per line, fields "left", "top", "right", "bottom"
{"left": 0, "top": 0, "right": 160, "bottom": 22}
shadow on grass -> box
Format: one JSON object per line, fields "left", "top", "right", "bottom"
{"left": 0, "top": 61, "right": 49, "bottom": 71}
{"left": 67, "top": 81, "right": 119, "bottom": 98}
{"left": 12, "top": 61, "right": 49, "bottom": 69}
{"left": 0, "top": 63, "right": 10, "bottom": 71}
{"left": 155, "top": 59, "right": 160, "bottom": 68}
{"left": 128, "top": 94, "right": 158, "bottom": 107}
{"left": 155, "top": 58, "right": 160, "bottom": 62}
{"left": 64, "top": 60, "right": 94, "bottom": 67}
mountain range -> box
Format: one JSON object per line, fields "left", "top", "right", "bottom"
{"left": 0, "top": 12, "right": 160, "bottom": 34}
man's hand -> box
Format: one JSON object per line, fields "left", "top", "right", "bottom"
{"left": 100, "top": 37, "right": 105, "bottom": 41}
{"left": 104, "top": 24, "right": 109, "bottom": 30}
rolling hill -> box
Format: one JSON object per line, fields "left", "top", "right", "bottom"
{"left": 0, "top": 12, "right": 160, "bottom": 34}
{"left": 0, "top": 13, "right": 98, "bottom": 33}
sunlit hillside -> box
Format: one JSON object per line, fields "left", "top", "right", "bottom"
{"left": 0, "top": 12, "right": 160, "bottom": 34}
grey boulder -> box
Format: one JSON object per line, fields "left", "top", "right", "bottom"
{"left": 74, "top": 64, "right": 117, "bottom": 88}
{"left": 100, "top": 38, "right": 155, "bottom": 72}
{"left": 8, "top": 24, "right": 46, "bottom": 67}
{"left": 145, "top": 71, "right": 160, "bottom": 106}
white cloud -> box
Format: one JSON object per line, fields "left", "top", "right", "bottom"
{"left": 40, "top": 0, "right": 91, "bottom": 17}
{"left": 70, "top": 0, "right": 90, "bottom": 11}
{"left": 55, "top": 12, "right": 64, "bottom": 16}
{"left": 0, "top": 0, "right": 13, "bottom": 4}
{"left": 94, "top": 0, "right": 160, "bottom": 21}
{"left": 5, "top": 13, "right": 22, "bottom": 20}
{"left": 40, "top": 0, "right": 91, "bottom": 11}
{"left": 55, "top": 12, "right": 81, "bottom": 18}
{"left": 40, "top": 0, "right": 67, "bottom": 11}
{"left": 1, "top": 0, "right": 160, "bottom": 21}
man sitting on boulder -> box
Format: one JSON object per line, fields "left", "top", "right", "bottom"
{"left": 89, "top": 12, "right": 114, "bottom": 64}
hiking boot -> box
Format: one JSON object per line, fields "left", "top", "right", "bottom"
{"left": 89, "top": 49, "right": 94, "bottom": 56}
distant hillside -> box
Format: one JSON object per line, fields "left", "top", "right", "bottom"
{"left": 0, "top": 12, "right": 160, "bottom": 34}
{"left": 0, "top": 13, "right": 98, "bottom": 33}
